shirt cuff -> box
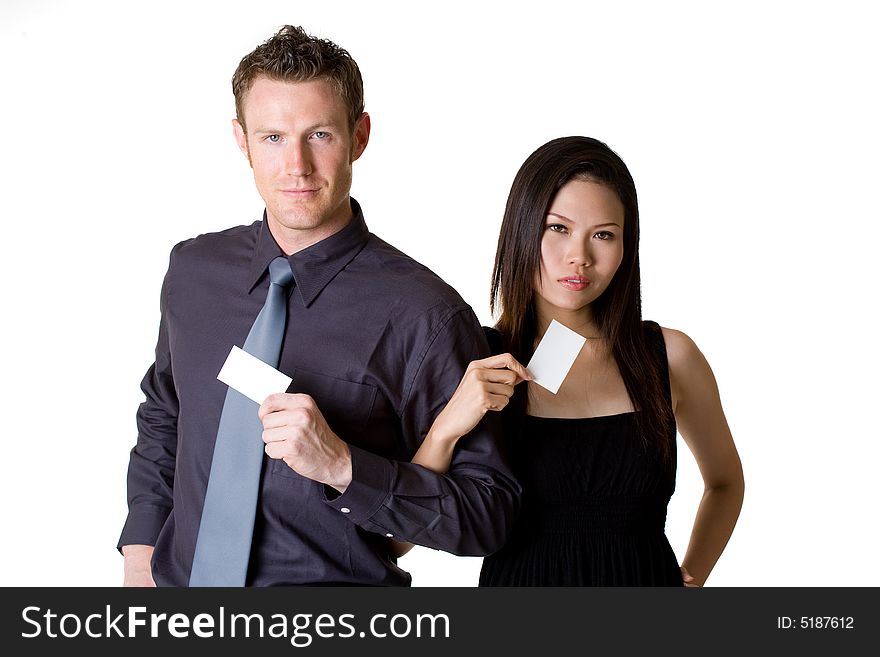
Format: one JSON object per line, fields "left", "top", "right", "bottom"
{"left": 116, "top": 504, "right": 171, "bottom": 553}
{"left": 323, "top": 444, "right": 394, "bottom": 524}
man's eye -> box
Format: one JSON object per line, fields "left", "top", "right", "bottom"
{"left": 267, "top": 134, "right": 281, "bottom": 143}
{"left": 313, "top": 131, "right": 329, "bottom": 139}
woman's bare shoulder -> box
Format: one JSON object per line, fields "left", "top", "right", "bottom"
{"left": 659, "top": 326, "right": 715, "bottom": 396}
{"left": 659, "top": 326, "right": 702, "bottom": 365}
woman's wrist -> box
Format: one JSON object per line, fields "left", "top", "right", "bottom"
{"left": 424, "top": 423, "right": 462, "bottom": 447}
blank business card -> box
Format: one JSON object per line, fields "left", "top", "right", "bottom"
{"left": 217, "top": 345, "right": 292, "bottom": 404}
{"left": 526, "top": 320, "right": 586, "bottom": 394}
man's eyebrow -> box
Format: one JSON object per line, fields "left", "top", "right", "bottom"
{"left": 251, "top": 122, "right": 339, "bottom": 135}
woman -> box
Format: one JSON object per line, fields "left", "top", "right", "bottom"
{"left": 400, "top": 136, "right": 744, "bottom": 587}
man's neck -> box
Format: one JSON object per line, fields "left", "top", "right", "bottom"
{"left": 267, "top": 203, "right": 354, "bottom": 256}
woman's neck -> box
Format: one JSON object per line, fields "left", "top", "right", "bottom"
{"left": 535, "top": 305, "right": 600, "bottom": 340}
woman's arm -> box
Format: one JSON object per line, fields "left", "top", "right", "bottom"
{"left": 663, "top": 327, "right": 745, "bottom": 586}
{"left": 390, "top": 353, "right": 530, "bottom": 558}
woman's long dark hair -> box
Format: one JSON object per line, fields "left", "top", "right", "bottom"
{"left": 491, "top": 136, "right": 674, "bottom": 462}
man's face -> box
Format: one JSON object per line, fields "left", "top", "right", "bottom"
{"left": 233, "top": 77, "right": 370, "bottom": 251}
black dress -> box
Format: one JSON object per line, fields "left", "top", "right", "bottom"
{"left": 479, "top": 322, "right": 683, "bottom": 586}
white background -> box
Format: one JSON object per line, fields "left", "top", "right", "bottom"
{"left": 1, "top": 0, "right": 877, "bottom": 587}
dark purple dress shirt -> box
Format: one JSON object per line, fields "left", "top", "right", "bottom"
{"left": 118, "top": 199, "right": 520, "bottom": 586}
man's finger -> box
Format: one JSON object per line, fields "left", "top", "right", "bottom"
{"left": 261, "top": 426, "right": 290, "bottom": 444}
{"left": 260, "top": 409, "right": 296, "bottom": 430}
{"left": 258, "top": 392, "right": 315, "bottom": 420}
{"left": 264, "top": 441, "right": 286, "bottom": 460}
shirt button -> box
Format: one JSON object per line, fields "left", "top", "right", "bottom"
{"left": 340, "top": 507, "right": 351, "bottom": 514}
{"left": 385, "top": 533, "right": 394, "bottom": 538}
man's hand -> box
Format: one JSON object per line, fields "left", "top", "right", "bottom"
{"left": 122, "top": 544, "right": 156, "bottom": 587}
{"left": 259, "top": 393, "right": 353, "bottom": 493}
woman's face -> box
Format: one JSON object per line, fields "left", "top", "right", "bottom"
{"left": 535, "top": 179, "right": 625, "bottom": 321}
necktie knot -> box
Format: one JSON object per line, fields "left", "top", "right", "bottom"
{"left": 268, "top": 256, "right": 295, "bottom": 289}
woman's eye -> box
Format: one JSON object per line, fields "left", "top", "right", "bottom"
{"left": 547, "top": 224, "right": 567, "bottom": 234}
{"left": 595, "top": 231, "right": 615, "bottom": 240}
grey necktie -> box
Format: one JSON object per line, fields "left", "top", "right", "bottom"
{"left": 189, "top": 256, "right": 294, "bottom": 586}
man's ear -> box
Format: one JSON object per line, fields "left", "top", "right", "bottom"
{"left": 232, "top": 119, "right": 250, "bottom": 161}
{"left": 351, "top": 112, "right": 371, "bottom": 162}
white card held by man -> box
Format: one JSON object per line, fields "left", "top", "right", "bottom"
{"left": 217, "top": 345, "right": 292, "bottom": 404}
{"left": 526, "top": 319, "right": 587, "bottom": 394}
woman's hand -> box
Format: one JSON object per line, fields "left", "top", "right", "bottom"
{"left": 681, "top": 566, "right": 700, "bottom": 587}
{"left": 412, "top": 353, "right": 531, "bottom": 474}
{"left": 398, "top": 353, "right": 531, "bottom": 560}
{"left": 429, "top": 353, "right": 531, "bottom": 443}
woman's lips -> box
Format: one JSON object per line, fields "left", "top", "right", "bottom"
{"left": 559, "top": 277, "right": 590, "bottom": 291}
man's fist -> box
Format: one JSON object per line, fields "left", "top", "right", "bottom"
{"left": 259, "top": 393, "right": 353, "bottom": 492}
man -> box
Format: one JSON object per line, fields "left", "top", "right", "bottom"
{"left": 119, "top": 25, "right": 519, "bottom": 586}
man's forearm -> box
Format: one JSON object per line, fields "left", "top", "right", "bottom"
{"left": 335, "top": 445, "right": 520, "bottom": 556}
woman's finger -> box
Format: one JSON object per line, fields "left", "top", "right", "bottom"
{"left": 471, "top": 353, "right": 532, "bottom": 383}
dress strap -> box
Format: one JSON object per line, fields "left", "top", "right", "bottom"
{"left": 483, "top": 326, "right": 505, "bottom": 356}
{"left": 643, "top": 320, "right": 673, "bottom": 408}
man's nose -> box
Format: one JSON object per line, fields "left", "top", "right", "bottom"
{"left": 284, "top": 140, "right": 313, "bottom": 176}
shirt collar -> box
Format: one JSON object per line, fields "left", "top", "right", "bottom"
{"left": 246, "top": 198, "right": 370, "bottom": 308}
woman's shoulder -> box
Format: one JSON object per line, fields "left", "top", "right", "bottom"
{"left": 656, "top": 323, "right": 693, "bottom": 350}
{"left": 655, "top": 325, "right": 715, "bottom": 405}
{"left": 656, "top": 326, "right": 703, "bottom": 367}
{"left": 641, "top": 321, "right": 697, "bottom": 361}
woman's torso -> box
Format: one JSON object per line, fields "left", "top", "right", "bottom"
{"left": 479, "top": 321, "right": 682, "bottom": 586}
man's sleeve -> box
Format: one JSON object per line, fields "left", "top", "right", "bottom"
{"left": 325, "top": 306, "right": 521, "bottom": 556}
{"left": 117, "top": 253, "right": 179, "bottom": 551}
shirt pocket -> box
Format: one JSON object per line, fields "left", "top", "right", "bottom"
{"left": 270, "top": 369, "right": 378, "bottom": 480}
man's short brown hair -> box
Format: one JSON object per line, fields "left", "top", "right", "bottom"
{"left": 232, "top": 25, "right": 364, "bottom": 133}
